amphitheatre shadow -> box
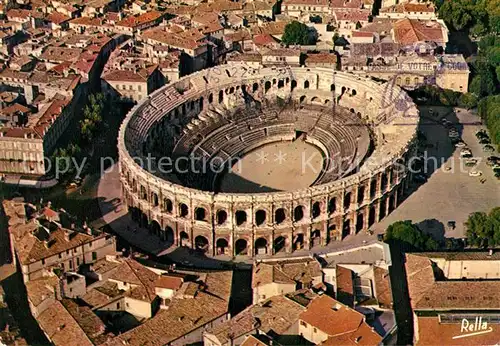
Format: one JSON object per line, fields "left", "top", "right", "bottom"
{"left": 408, "top": 106, "right": 457, "bottom": 190}
{"left": 215, "top": 170, "right": 280, "bottom": 193}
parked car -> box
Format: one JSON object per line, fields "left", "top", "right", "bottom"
{"left": 464, "top": 159, "right": 477, "bottom": 167}
{"left": 479, "top": 137, "right": 491, "bottom": 144}
{"left": 476, "top": 130, "right": 488, "bottom": 139}
{"left": 469, "top": 170, "right": 482, "bottom": 177}
{"left": 483, "top": 145, "right": 495, "bottom": 153}
{"left": 486, "top": 156, "right": 499, "bottom": 166}
{"left": 455, "top": 141, "right": 467, "bottom": 148}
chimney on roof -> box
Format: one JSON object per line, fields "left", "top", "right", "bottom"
{"left": 64, "top": 231, "right": 70, "bottom": 242}
{"left": 43, "top": 240, "right": 50, "bottom": 249}
{"left": 354, "top": 336, "right": 361, "bottom": 343}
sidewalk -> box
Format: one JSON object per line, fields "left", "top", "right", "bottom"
{"left": 96, "top": 164, "right": 173, "bottom": 256}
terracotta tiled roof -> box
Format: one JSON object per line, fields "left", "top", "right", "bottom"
{"left": 61, "top": 298, "right": 106, "bottom": 339}
{"left": 299, "top": 295, "right": 364, "bottom": 336}
{"left": 26, "top": 275, "right": 59, "bottom": 307}
{"left": 406, "top": 253, "right": 500, "bottom": 310}
{"left": 106, "top": 271, "right": 233, "bottom": 346}
{"left": 0, "top": 103, "right": 30, "bottom": 116}
{"left": 373, "top": 266, "right": 392, "bottom": 308}
{"left": 330, "top": 0, "right": 362, "bottom": 9}
{"left": 253, "top": 33, "right": 278, "bottom": 46}
{"left": 155, "top": 275, "right": 184, "bottom": 290}
{"left": 240, "top": 335, "right": 269, "bottom": 346}
{"left": 321, "top": 321, "right": 382, "bottom": 345}
{"left": 47, "top": 12, "right": 70, "bottom": 24}
{"left": 6, "top": 9, "right": 31, "bottom": 20}
{"left": 282, "top": 0, "right": 329, "bottom": 5}
{"left": 305, "top": 53, "right": 337, "bottom": 64}
{"left": 206, "top": 293, "right": 306, "bottom": 345}
{"left": 252, "top": 258, "right": 322, "bottom": 288}
{"left": 393, "top": 19, "right": 444, "bottom": 45}
{"left": 37, "top": 301, "right": 93, "bottom": 346}
{"left": 108, "top": 258, "right": 158, "bottom": 302}
{"left": 415, "top": 316, "right": 500, "bottom": 345}
{"left": 336, "top": 265, "right": 355, "bottom": 307}
{"left": 334, "top": 9, "right": 370, "bottom": 22}
{"left": 116, "top": 11, "right": 162, "bottom": 28}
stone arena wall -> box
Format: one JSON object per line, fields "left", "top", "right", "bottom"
{"left": 118, "top": 65, "right": 419, "bottom": 257}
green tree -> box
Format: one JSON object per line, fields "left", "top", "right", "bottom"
{"left": 470, "top": 73, "right": 496, "bottom": 97}
{"left": 282, "top": 21, "right": 316, "bottom": 46}
{"left": 465, "top": 212, "right": 490, "bottom": 247}
{"left": 384, "top": 220, "right": 439, "bottom": 251}
{"left": 458, "top": 92, "right": 478, "bottom": 109}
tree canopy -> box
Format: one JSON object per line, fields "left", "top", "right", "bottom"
{"left": 384, "top": 221, "right": 439, "bottom": 251}
{"left": 282, "top": 21, "right": 317, "bottom": 46}
{"left": 434, "top": 0, "right": 499, "bottom": 34}
{"left": 466, "top": 208, "right": 500, "bottom": 247}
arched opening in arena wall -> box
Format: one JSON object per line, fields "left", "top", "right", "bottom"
{"left": 235, "top": 239, "right": 248, "bottom": 255}
{"left": 140, "top": 213, "right": 148, "bottom": 228}
{"left": 275, "top": 208, "right": 286, "bottom": 224}
{"left": 293, "top": 233, "right": 304, "bottom": 251}
{"left": 342, "top": 220, "right": 351, "bottom": 239}
{"left": 304, "top": 80, "right": 310, "bottom": 89}
{"left": 216, "top": 210, "right": 227, "bottom": 225}
{"left": 311, "top": 229, "right": 321, "bottom": 247}
{"left": 278, "top": 80, "right": 284, "bottom": 89}
{"left": 179, "top": 203, "right": 189, "bottom": 218}
{"left": 164, "top": 198, "right": 173, "bottom": 213}
{"left": 357, "top": 186, "right": 365, "bottom": 204}
{"left": 328, "top": 197, "right": 336, "bottom": 214}
{"left": 291, "top": 80, "right": 297, "bottom": 91}
{"left": 195, "top": 207, "right": 207, "bottom": 221}
{"left": 235, "top": 210, "right": 247, "bottom": 226}
{"left": 330, "top": 84, "right": 335, "bottom": 92}
{"left": 381, "top": 172, "right": 388, "bottom": 192}
{"left": 312, "top": 202, "right": 321, "bottom": 218}
{"left": 299, "top": 95, "right": 306, "bottom": 104}
{"left": 370, "top": 179, "right": 377, "bottom": 199}
{"left": 195, "top": 235, "right": 209, "bottom": 253}
{"left": 368, "top": 206, "right": 376, "bottom": 227}
{"left": 255, "top": 238, "right": 268, "bottom": 255}
{"left": 151, "top": 220, "right": 161, "bottom": 237}
{"left": 328, "top": 225, "right": 337, "bottom": 242}
{"left": 208, "top": 93, "right": 213, "bottom": 103}
{"left": 253, "top": 82, "right": 258, "bottom": 92}
{"left": 388, "top": 194, "right": 396, "bottom": 214}
{"left": 274, "top": 236, "right": 286, "bottom": 253}
{"left": 264, "top": 81, "right": 271, "bottom": 93}
{"left": 180, "top": 231, "right": 190, "bottom": 247}
{"left": 152, "top": 193, "right": 159, "bottom": 207}
{"left": 293, "top": 205, "right": 304, "bottom": 222}
{"left": 218, "top": 90, "right": 224, "bottom": 103}
{"left": 379, "top": 199, "right": 387, "bottom": 220}
{"left": 311, "top": 97, "right": 320, "bottom": 104}
{"left": 216, "top": 238, "right": 229, "bottom": 255}
{"left": 343, "top": 192, "right": 352, "bottom": 211}
{"left": 356, "top": 214, "right": 364, "bottom": 233}
{"left": 255, "top": 209, "right": 266, "bottom": 226}
{"left": 165, "top": 226, "right": 174, "bottom": 243}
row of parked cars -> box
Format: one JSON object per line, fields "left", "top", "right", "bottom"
{"left": 477, "top": 130, "right": 500, "bottom": 179}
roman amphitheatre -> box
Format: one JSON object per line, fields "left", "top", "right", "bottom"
{"left": 118, "top": 64, "right": 419, "bottom": 257}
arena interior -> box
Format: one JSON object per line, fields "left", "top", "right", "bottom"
{"left": 118, "top": 64, "right": 419, "bottom": 257}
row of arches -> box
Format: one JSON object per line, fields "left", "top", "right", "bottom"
{"left": 127, "top": 182, "right": 403, "bottom": 257}
{"left": 126, "top": 166, "right": 402, "bottom": 228}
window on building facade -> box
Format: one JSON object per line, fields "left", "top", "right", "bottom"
{"left": 42, "top": 259, "right": 45, "bottom": 265}
{"left": 92, "top": 252, "right": 97, "bottom": 261}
